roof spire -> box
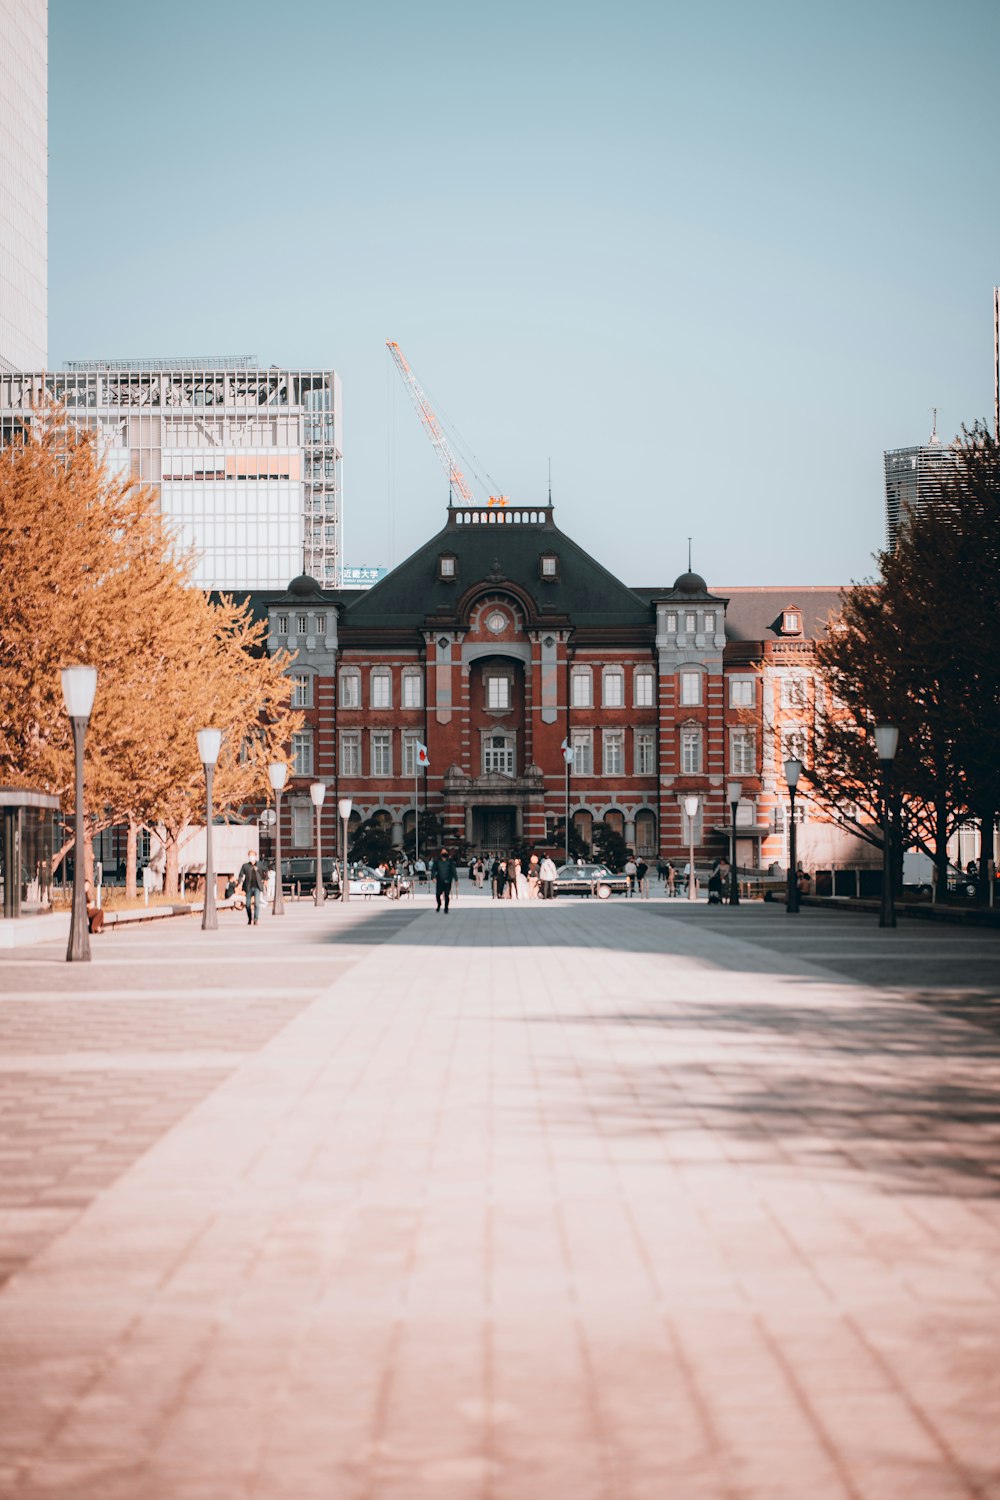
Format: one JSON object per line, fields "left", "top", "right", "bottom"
{"left": 929, "top": 407, "right": 941, "bottom": 445}
{"left": 548, "top": 456, "right": 552, "bottom": 505}
{"left": 688, "top": 536, "right": 692, "bottom": 571}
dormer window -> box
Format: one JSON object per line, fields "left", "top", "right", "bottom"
{"left": 782, "top": 609, "right": 802, "bottom": 635}
{"left": 539, "top": 553, "right": 559, "bottom": 580}
{"left": 438, "top": 553, "right": 457, "bottom": 580}
{"left": 276, "top": 614, "right": 288, "bottom": 635}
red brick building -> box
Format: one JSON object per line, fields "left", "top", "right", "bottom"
{"left": 261, "top": 502, "right": 846, "bottom": 871}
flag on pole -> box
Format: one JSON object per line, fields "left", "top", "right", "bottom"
{"left": 416, "top": 742, "right": 430, "bottom": 767}
{"left": 560, "top": 738, "right": 574, "bottom": 764}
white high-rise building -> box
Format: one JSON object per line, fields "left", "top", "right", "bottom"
{"left": 0, "top": 360, "right": 344, "bottom": 590}
{"left": 0, "top": 0, "right": 47, "bottom": 372}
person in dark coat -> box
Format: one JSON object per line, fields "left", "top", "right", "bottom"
{"left": 237, "top": 849, "right": 265, "bottom": 926}
{"left": 430, "top": 847, "right": 459, "bottom": 913}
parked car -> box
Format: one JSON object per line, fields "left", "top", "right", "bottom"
{"left": 281, "top": 857, "right": 340, "bottom": 897}
{"left": 552, "top": 862, "right": 629, "bottom": 898}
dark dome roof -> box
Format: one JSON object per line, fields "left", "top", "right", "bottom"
{"left": 673, "top": 570, "right": 708, "bottom": 594}
{"left": 287, "top": 573, "right": 322, "bottom": 597}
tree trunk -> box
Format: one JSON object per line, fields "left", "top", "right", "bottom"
{"left": 125, "top": 818, "right": 139, "bottom": 901}
{"left": 978, "top": 809, "right": 995, "bottom": 903}
{"left": 933, "top": 794, "right": 950, "bottom": 904}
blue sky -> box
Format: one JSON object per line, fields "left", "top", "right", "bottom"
{"left": 49, "top": 0, "right": 1000, "bottom": 586}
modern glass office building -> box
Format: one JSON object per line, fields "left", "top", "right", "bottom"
{"left": 883, "top": 436, "right": 953, "bottom": 552}
{"left": 0, "top": 360, "right": 343, "bottom": 589}
{"left": 0, "top": 0, "right": 47, "bottom": 371}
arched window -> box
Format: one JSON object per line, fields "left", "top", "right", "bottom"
{"left": 572, "top": 809, "right": 593, "bottom": 851}
{"left": 604, "top": 809, "right": 624, "bottom": 838}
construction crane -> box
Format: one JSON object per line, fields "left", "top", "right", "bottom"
{"left": 386, "top": 340, "right": 506, "bottom": 506}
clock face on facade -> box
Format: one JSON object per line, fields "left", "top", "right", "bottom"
{"left": 485, "top": 610, "right": 507, "bottom": 634}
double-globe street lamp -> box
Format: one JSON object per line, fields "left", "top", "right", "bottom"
{"left": 197, "top": 728, "right": 223, "bottom": 931}
{"left": 61, "top": 665, "right": 98, "bottom": 963}
{"left": 338, "top": 796, "right": 352, "bottom": 903}
{"left": 268, "top": 761, "right": 287, "bottom": 916}
{"left": 726, "top": 779, "right": 743, "bottom": 907}
{"left": 875, "top": 724, "right": 899, "bottom": 929}
{"left": 310, "top": 780, "right": 326, "bottom": 906}
{"left": 683, "top": 794, "right": 700, "bottom": 902}
{"left": 784, "top": 757, "right": 804, "bottom": 914}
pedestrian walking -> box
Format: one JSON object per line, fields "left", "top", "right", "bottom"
{"left": 624, "top": 855, "right": 638, "bottom": 897}
{"left": 430, "top": 847, "right": 458, "bottom": 913}
{"left": 635, "top": 857, "right": 649, "bottom": 898}
{"left": 539, "top": 853, "right": 557, "bottom": 900}
{"left": 666, "top": 861, "right": 676, "bottom": 897}
{"left": 237, "top": 849, "right": 265, "bottom": 926}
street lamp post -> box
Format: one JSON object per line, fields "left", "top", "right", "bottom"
{"left": 875, "top": 724, "right": 899, "bottom": 929}
{"left": 61, "top": 666, "right": 98, "bottom": 963}
{"left": 726, "top": 779, "right": 743, "bottom": 907}
{"left": 683, "top": 794, "right": 700, "bottom": 902}
{"left": 268, "top": 761, "right": 287, "bottom": 916}
{"left": 197, "top": 728, "right": 222, "bottom": 931}
{"left": 338, "top": 796, "right": 352, "bottom": 902}
{"left": 784, "top": 757, "right": 803, "bottom": 914}
{"left": 311, "top": 781, "right": 326, "bottom": 906}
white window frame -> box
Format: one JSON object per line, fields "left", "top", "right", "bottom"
{"left": 483, "top": 732, "right": 516, "bottom": 776}
{"left": 292, "top": 671, "right": 313, "bottom": 709}
{"left": 402, "top": 732, "right": 420, "bottom": 777}
{"left": 603, "top": 729, "right": 624, "bottom": 776}
{"left": 276, "top": 613, "right": 288, "bottom": 635}
{"left": 339, "top": 669, "right": 360, "bottom": 709}
{"left": 602, "top": 668, "right": 624, "bottom": 709}
{"left": 729, "top": 677, "right": 754, "bottom": 708}
{"left": 291, "top": 802, "right": 312, "bottom": 848}
{"left": 782, "top": 727, "right": 809, "bottom": 766}
{"left": 730, "top": 728, "right": 756, "bottom": 775}
{"left": 781, "top": 676, "right": 809, "bottom": 709}
{"left": 684, "top": 612, "right": 697, "bottom": 633}
{"left": 704, "top": 612, "right": 716, "bottom": 632}
{"left": 370, "top": 670, "right": 392, "bottom": 710}
{"left": 571, "top": 668, "right": 593, "bottom": 708}
{"left": 486, "top": 674, "right": 511, "bottom": 711}
{"left": 402, "top": 671, "right": 422, "bottom": 709}
{"left": 634, "top": 730, "right": 655, "bottom": 776}
{"left": 315, "top": 613, "right": 327, "bottom": 635}
{"left": 680, "top": 671, "right": 702, "bottom": 707}
{"left": 296, "top": 613, "right": 309, "bottom": 635}
{"left": 340, "top": 731, "right": 361, "bottom": 777}
{"left": 634, "top": 669, "right": 654, "bottom": 708}
{"left": 371, "top": 731, "right": 392, "bottom": 777}
{"left": 291, "top": 731, "right": 313, "bottom": 778}
{"left": 680, "top": 727, "right": 702, "bottom": 775}
{"left": 571, "top": 729, "right": 593, "bottom": 775}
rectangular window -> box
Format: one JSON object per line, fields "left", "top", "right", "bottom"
{"left": 291, "top": 803, "right": 312, "bottom": 848}
{"left": 634, "top": 670, "right": 654, "bottom": 707}
{"left": 704, "top": 612, "right": 716, "bottom": 632}
{"left": 783, "top": 728, "right": 809, "bottom": 766}
{"left": 665, "top": 612, "right": 677, "bottom": 631}
{"left": 603, "top": 670, "right": 624, "bottom": 708}
{"left": 292, "top": 673, "right": 312, "bottom": 708}
{"left": 315, "top": 614, "right": 327, "bottom": 634}
{"left": 571, "top": 670, "right": 592, "bottom": 708}
{"left": 782, "top": 676, "right": 808, "bottom": 708}
{"left": 402, "top": 734, "right": 419, "bottom": 776}
{"left": 730, "top": 729, "right": 755, "bottom": 775}
{"left": 541, "top": 555, "right": 558, "bottom": 577}
{"left": 685, "top": 613, "right": 697, "bottom": 633}
{"left": 680, "top": 671, "right": 701, "bottom": 706}
{"left": 730, "top": 678, "right": 754, "bottom": 707}
{"left": 486, "top": 675, "right": 510, "bottom": 710}
{"left": 571, "top": 730, "right": 593, "bottom": 775}
{"left": 276, "top": 614, "right": 288, "bottom": 635}
{"left": 681, "top": 728, "right": 702, "bottom": 774}
{"left": 339, "top": 671, "right": 360, "bottom": 708}
{"left": 291, "top": 732, "right": 313, "bottom": 777}
{"left": 635, "top": 730, "right": 655, "bottom": 775}
{"left": 402, "top": 673, "right": 422, "bottom": 709}
{"left": 371, "top": 671, "right": 391, "bottom": 709}
{"left": 296, "top": 614, "right": 309, "bottom": 635}
{"left": 371, "top": 731, "right": 391, "bottom": 776}
{"left": 603, "top": 730, "right": 624, "bottom": 776}
{"left": 340, "top": 731, "right": 361, "bottom": 777}
{"left": 483, "top": 735, "right": 515, "bottom": 775}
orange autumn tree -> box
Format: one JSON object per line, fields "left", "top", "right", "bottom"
{"left": 0, "top": 408, "right": 299, "bottom": 893}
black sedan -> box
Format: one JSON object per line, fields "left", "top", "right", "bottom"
{"left": 552, "top": 862, "right": 629, "bottom": 898}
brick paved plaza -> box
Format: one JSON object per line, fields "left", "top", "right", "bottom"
{"left": 1, "top": 893, "right": 999, "bottom": 1500}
